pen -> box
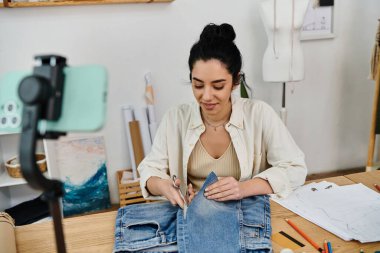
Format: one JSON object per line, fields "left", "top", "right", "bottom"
{"left": 285, "top": 219, "right": 324, "bottom": 253}
{"left": 327, "top": 241, "right": 332, "bottom": 253}
{"left": 374, "top": 184, "right": 380, "bottom": 192}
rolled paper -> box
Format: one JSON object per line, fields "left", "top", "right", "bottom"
{"left": 134, "top": 107, "right": 152, "bottom": 156}
{"left": 147, "top": 104, "right": 156, "bottom": 124}
{"left": 129, "top": 120, "right": 145, "bottom": 171}
{"left": 121, "top": 105, "right": 137, "bottom": 179}
{"left": 149, "top": 122, "right": 158, "bottom": 143}
{"left": 145, "top": 85, "right": 155, "bottom": 105}
{"left": 144, "top": 72, "right": 155, "bottom": 105}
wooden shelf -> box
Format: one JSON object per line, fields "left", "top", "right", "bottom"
{"left": 0, "top": 0, "right": 173, "bottom": 8}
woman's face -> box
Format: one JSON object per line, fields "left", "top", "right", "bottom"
{"left": 191, "top": 59, "right": 235, "bottom": 118}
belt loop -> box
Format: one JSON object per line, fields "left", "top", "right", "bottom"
{"left": 159, "top": 231, "right": 166, "bottom": 243}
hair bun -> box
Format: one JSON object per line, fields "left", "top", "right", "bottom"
{"left": 199, "top": 23, "right": 236, "bottom": 43}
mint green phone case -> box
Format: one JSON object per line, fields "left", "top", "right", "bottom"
{"left": 0, "top": 65, "right": 107, "bottom": 134}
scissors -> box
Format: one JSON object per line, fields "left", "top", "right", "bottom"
{"left": 172, "top": 175, "right": 188, "bottom": 217}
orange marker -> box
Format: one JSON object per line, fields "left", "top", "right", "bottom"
{"left": 374, "top": 184, "right": 380, "bottom": 192}
{"left": 324, "top": 240, "right": 329, "bottom": 253}
{"left": 285, "top": 219, "right": 324, "bottom": 252}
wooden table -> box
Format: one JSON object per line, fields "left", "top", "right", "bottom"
{"left": 16, "top": 210, "right": 116, "bottom": 253}
{"left": 272, "top": 175, "right": 380, "bottom": 253}
{"left": 15, "top": 174, "right": 380, "bottom": 253}
{"left": 345, "top": 170, "right": 380, "bottom": 190}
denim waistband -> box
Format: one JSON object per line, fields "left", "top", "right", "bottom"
{"left": 114, "top": 172, "right": 272, "bottom": 253}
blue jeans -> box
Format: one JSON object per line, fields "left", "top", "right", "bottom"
{"left": 114, "top": 172, "right": 272, "bottom": 253}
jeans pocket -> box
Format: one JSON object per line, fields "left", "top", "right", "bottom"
{"left": 243, "top": 222, "right": 264, "bottom": 239}
{"left": 124, "top": 221, "right": 161, "bottom": 243}
{"left": 242, "top": 222, "right": 271, "bottom": 251}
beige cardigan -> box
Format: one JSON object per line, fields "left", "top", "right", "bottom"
{"left": 138, "top": 96, "right": 307, "bottom": 199}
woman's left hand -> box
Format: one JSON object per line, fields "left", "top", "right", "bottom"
{"left": 204, "top": 176, "right": 246, "bottom": 201}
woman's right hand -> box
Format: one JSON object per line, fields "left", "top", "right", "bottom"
{"left": 147, "top": 177, "right": 195, "bottom": 208}
{"left": 159, "top": 178, "right": 186, "bottom": 208}
{"left": 163, "top": 178, "right": 185, "bottom": 209}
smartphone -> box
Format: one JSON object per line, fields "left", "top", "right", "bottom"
{"left": 0, "top": 65, "right": 107, "bottom": 134}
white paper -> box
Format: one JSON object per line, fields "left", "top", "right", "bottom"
{"left": 121, "top": 171, "right": 136, "bottom": 184}
{"left": 302, "top": 4, "right": 333, "bottom": 35}
{"left": 121, "top": 106, "right": 138, "bottom": 179}
{"left": 272, "top": 182, "right": 380, "bottom": 242}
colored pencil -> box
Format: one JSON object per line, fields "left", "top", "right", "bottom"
{"left": 374, "top": 184, "right": 380, "bottom": 192}
{"left": 327, "top": 241, "right": 333, "bottom": 253}
{"left": 324, "top": 240, "right": 329, "bottom": 253}
{"left": 285, "top": 219, "right": 324, "bottom": 252}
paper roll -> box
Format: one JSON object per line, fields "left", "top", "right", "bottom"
{"left": 147, "top": 104, "right": 156, "bottom": 124}
{"left": 121, "top": 106, "right": 138, "bottom": 179}
{"left": 145, "top": 85, "right": 155, "bottom": 105}
{"left": 134, "top": 107, "right": 152, "bottom": 156}
{"left": 0, "top": 212, "right": 17, "bottom": 253}
{"left": 129, "top": 120, "right": 145, "bottom": 174}
{"left": 121, "top": 171, "right": 134, "bottom": 184}
{"left": 149, "top": 122, "right": 158, "bottom": 143}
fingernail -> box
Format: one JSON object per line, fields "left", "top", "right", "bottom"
{"left": 205, "top": 187, "right": 208, "bottom": 191}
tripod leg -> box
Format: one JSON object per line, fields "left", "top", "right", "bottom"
{"left": 49, "top": 198, "right": 67, "bottom": 253}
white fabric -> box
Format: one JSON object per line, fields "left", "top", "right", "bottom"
{"left": 138, "top": 96, "right": 307, "bottom": 199}
{"left": 260, "top": 0, "right": 309, "bottom": 82}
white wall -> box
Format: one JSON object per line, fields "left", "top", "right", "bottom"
{"left": 0, "top": 0, "right": 379, "bottom": 203}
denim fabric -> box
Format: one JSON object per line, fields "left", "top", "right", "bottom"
{"left": 114, "top": 201, "right": 178, "bottom": 252}
{"left": 177, "top": 172, "right": 271, "bottom": 253}
{"left": 114, "top": 172, "right": 272, "bottom": 253}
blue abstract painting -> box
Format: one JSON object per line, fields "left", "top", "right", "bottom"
{"left": 55, "top": 136, "right": 111, "bottom": 217}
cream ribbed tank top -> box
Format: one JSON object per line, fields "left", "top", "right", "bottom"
{"left": 187, "top": 140, "right": 241, "bottom": 191}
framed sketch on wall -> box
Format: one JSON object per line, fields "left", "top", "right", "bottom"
{"left": 301, "top": 2, "right": 335, "bottom": 40}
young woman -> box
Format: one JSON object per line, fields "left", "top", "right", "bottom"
{"left": 138, "top": 23, "right": 307, "bottom": 208}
